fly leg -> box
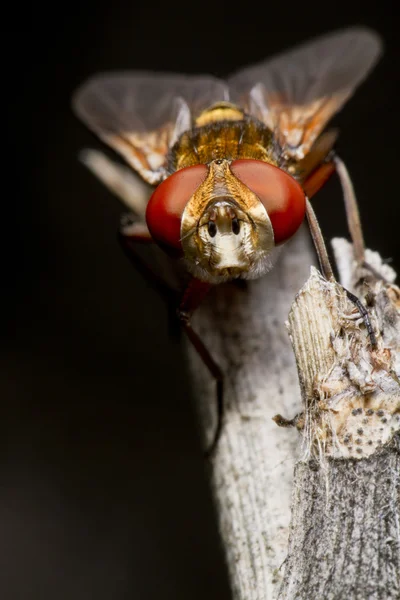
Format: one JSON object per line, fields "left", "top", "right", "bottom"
{"left": 303, "top": 159, "right": 336, "bottom": 201}
{"left": 304, "top": 160, "right": 377, "bottom": 347}
{"left": 178, "top": 278, "right": 224, "bottom": 458}
{"left": 120, "top": 225, "right": 225, "bottom": 454}
{"left": 333, "top": 155, "right": 366, "bottom": 264}
{"left": 334, "top": 155, "right": 389, "bottom": 283}
{"left": 334, "top": 155, "right": 380, "bottom": 345}
{"left": 305, "top": 196, "right": 335, "bottom": 281}
{"left": 118, "top": 218, "right": 178, "bottom": 299}
{"left": 307, "top": 153, "right": 382, "bottom": 281}
{"left": 305, "top": 197, "right": 377, "bottom": 347}
{"left": 118, "top": 217, "right": 180, "bottom": 337}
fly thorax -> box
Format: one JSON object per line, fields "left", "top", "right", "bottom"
{"left": 181, "top": 159, "right": 275, "bottom": 283}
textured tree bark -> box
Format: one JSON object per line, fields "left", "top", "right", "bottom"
{"left": 279, "top": 448, "right": 400, "bottom": 600}
{"left": 186, "top": 228, "right": 316, "bottom": 599}
{"left": 186, "top": 235, "right": 400, "bottom": 600}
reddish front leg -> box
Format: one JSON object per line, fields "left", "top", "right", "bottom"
{"left": 119, "top": 222, "right": 225, "bottom": 456}
{"left": 118, "top": 216, "right": 178, "bottom": 304}
{"left": 303, "top": 160, "right": 335, "bottom": 200}
{"left": 178, "top": 278, "right": 224, "bottom": 458}
{"left": 120, "top": 216, "right": 154, "bottom": 243}
{"left": 303, "top": 159, "right": 377, "bottom": 347}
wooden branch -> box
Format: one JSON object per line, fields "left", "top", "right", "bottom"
{"left": 186, "top": 234, "right": 400, "bottom": 599}
{"left": 279, "top": 447, "right": 399, "bottom": 599}
{"left": 186, "top": 227, "right": 315, "bottom": 598}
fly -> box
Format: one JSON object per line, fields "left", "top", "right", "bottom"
{"left": 72, "top": 27, "right": 383, "bottom": 455}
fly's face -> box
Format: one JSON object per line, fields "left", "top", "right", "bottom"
{"left": 180, "top": 159, "right": 275, "bottom": 283}
{"left": 191, "top": 197, "right": 268, "bottom": 280}
{"left": 145, "top": 155, "right": 306, "bottom": 283}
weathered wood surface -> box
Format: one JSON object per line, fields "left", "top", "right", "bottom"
{"left": 186, "top": 229, "right": 314, "bottom": 598}
{"left": 187, "top": 235, "right": 400, "bottom": 600}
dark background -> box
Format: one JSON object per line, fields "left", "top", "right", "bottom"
{"left": 1, "top": 3, "right": 399, "bottom": 599}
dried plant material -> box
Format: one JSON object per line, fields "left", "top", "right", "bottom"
{"left": 286, "top": 240, "right": 400, "bottom": 460}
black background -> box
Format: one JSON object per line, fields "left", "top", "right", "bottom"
{"left": 2, "top": 3, "right": 399, "bottom": 599}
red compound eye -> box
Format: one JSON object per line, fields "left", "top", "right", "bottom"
{"left": 146, "top": 164, "right": 208, "bottom": 255}
{"left": 231, "top": 159, "right": 306, "bottom": 245}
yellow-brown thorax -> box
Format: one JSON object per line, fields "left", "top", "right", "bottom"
{"left": 169, "top": 102, "right": 277, "bottom": 172}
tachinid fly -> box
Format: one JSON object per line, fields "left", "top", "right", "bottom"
{"left": 72, "top": 27, "right": 383, "bottom": 454}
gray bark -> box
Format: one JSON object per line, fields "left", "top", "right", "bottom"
{"left": 186, "top": 228, "right": 315, "bottom": 598}
{"left": 279, "top": 448, "right": 400, "bottom": 600}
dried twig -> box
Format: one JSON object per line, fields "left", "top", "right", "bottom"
{"left": 186, "top": 228, "right": 315, "bottom": 598}
{"left": 278, "top": 239, "right": 400, "bottom": 599}
{"left": 187, "top": 235, "right": 400, "bottom": 599}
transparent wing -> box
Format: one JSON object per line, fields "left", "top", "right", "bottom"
{"left": 229, "top": 27, "right": 383, "bottom": 161}
{"left": 72, "top": 73, "right": 229, "bottom": 184}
